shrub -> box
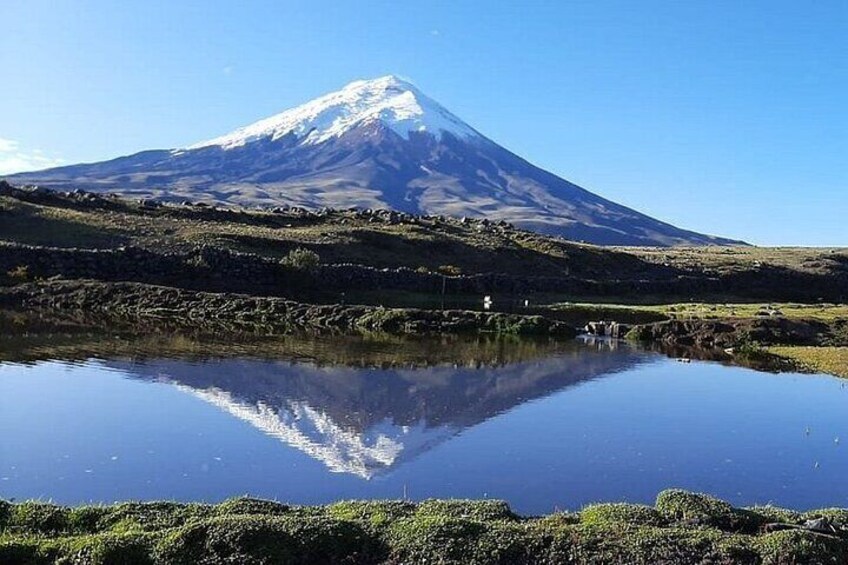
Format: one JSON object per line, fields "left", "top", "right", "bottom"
{"left": 755, "top": 529, "right": 848, "bottom": 564}
{"left": 57, "top": 532, "right": 155, "bottom": 565}
{"left": 801, "top": 508, "right": 848, "bottom": 529}
{"left": 736, "top": 338, "right": 771, "bottom": 361}
{"left": 216, "top": 497, "right": 290, "bottom": 517}
{"left": 388, "top": 515, "right": 488, "bottom": 564}
{"left": 0, "top": 537, "right": 46, "bottom": 564}
{"left": 580, "top": 503, "right": 665, "bottom": 527}
{"left": 155, "top": 515, "right": 378, "bottom": 565}
{"left": 656, "top": 490, "right": 761, "bottom": 532}
{"left": 0, "top": 500, "right": 10, "bottom": 530}
{"left": 472, "top": 522, "right": 542, "bottom": 565}
{"left": 569, "top": 524, "right": 758, "bottom": 565}
{"left": 8, "top": 502, "right": 69, "bottom": 534}
{"left": 282, "top": 247, "right": 320, "bottom": 270}
{"left": 3, "top": 494, "right": 848, "bottom": 565}
{"left": 525, "top": 520, "right": 580, "bottom": 563}
{"left": 487, "top": 313, "right": 550, "bottom": 335}
{"left": 531, "top": 511, "right": 580, "bottom": 529}
{"left": 94, "top": 501, "right": 211, "bottom": 534}
{"left": 327, "top": 500, "right": 415, "bottom": 530}
{"left": 625, "top": 325, "right": 654, "bottom": 341}
{"left": 183, "top": 254, "right": 211, "bottom": 269}
{"left": 5, "top": 265, "right": 30, "bottom": 283}
{"left": 416, "top": 499, "right": 516, "bottom": 522}
{"left": 746, "top": 505, "right": 802, "bottom": 526}
{"left": 67, "top": 506, "right": 111, "bottom": 534}
{"left": 385, "top": 501, "right": 531, "bottom": 565}
{"left": 437, "top": 265, "right": 462, "bottom": 276}
{"left": 354, "top": 307, "right": 413, "bottom": 333}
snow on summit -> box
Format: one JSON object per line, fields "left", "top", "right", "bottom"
{"left": 10, "top": 74, "right": 744, "bottom": 245}
{"left": 190, "top": 75, "right": 480, "bottom": 149}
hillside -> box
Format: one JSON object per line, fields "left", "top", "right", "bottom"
{"left": 0, "top": 182, "right": 844, "bottom": 303}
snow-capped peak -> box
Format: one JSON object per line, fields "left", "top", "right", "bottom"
{"left": 190, "top": 75, "right": 480, "bottom": 150}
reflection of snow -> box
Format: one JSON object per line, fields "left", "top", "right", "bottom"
{"left": 105, "top": 341, "right": 649, "bottom": 480}
{"left": 175, "top": 385, "right": 454, "bottom": 480}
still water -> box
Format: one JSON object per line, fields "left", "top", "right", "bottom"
{"left": 1, "top": 334, "right": 846, "bottom": 514}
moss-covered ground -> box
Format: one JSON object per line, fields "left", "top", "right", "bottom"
{"left": 2, "top": 490, "right": 847, "bottom": 564}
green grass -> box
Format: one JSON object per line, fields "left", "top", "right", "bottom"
{"left": 623, "top": 244, "right": 848, "bottom": 277}
{"left": 2, "top": 491, "right": 848, "bottom": 564}
{"left": 768, "top": 346, "right": 848, "bottom": 378}
{"left": 550, "top": 301, "right": 848, "bottom": 321}
{"left": 0, "top": 200, "right": 126, "bottom": 248}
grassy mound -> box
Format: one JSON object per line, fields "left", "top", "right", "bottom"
{"left": 579, "top": 502, "right": 665, "bottom": 527}
{"left": 2, "top": 490, "right": 847, "bottom": 564}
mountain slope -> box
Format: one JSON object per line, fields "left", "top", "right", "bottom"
{"left": 7, "top": 75, "right": 742, "bottom": 246}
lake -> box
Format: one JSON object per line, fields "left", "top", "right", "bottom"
{"left": 1, "top": 333, "right": 846, "bottom": 515}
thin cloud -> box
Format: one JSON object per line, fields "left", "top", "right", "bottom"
{"left": 0, "top": 137, "right": 65, "bottom": 175}
{"left": 223, "top": 65, "right": 235, "bottom": 76}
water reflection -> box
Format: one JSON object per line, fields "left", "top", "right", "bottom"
{"left": 101, "top": 338, "right": 646, "bottom": 479}
{"left": 4, "top": 315, "right": 847, "bottom": 513}
{"left": 0, "top": 310, "right": 582, "bottom": 367}
{"left": 0, "top": 314, "right": 649, "bottom": 480}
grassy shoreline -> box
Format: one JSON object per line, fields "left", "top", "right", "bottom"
{"left": 3, "top": 490, "right": 848, "bottom": 564}
{"left": 551, "top": 301, "right": 848, "bottom": 322}
{"left": 767, "top": 346, "right": 848, "bottom": 378}
{"left": 0, "top": 279, "right": 575, "bottom": 338}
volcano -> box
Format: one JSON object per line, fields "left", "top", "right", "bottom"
{"left": 7, "top": 75, "right": 741, "bottom": 246}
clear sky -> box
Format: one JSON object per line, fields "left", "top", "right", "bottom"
{"left": 1, "top": 1, "right": 845, "bottom": 246}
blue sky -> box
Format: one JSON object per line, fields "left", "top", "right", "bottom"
{"left": 1, "top": 1, "right": 845, "bottom": 246}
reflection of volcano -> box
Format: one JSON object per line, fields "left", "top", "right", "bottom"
{"left": 107, "top": 339, "right": 650, "bottom": 479}
{"left": 174, "top": 385, "right": 452, "bottom": 479}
